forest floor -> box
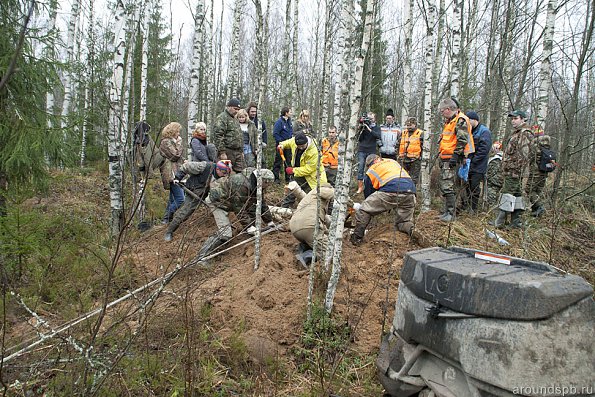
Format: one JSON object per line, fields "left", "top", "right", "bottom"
{"left": 2, "top": 169, "right": 594, "bottom": 396}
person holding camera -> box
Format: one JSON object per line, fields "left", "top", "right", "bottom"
{"left": 356, "top": 112, "right": 381, "bottom": 194}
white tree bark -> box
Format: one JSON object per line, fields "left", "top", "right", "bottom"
{"left": 318, "top": 0, "right": 334, "bottom": 134}
{"left": 421, "top": 0, "right": 436, "bottom": 212}
{"left": 325, "top": 0, "right": 354, "bottom": 270}
{"left": 254, "top": 0, "right": 268, "bottom": 108}
{"left": 60, "top": 0, "right": 81, "bottom": 129}
{"left": 188, "top": 0, "right": 205, "bottom": 159}
{"left": 450, "top": 0, "right": 462, "bottom": 98}
{"left": 80, "top": 85, "right": 89, "bottom": 167}
{"left": 45, "top": 0, "right": 58, "bottom": 129}
{"left": 283, "top": 0, "right": 292, "bottom": 104}
{"left": 292, "top": 0, "right": 300, "bottom": 108}
{"left": 227, "top": 0, "right": 244, "bottom": 99}
{"left": 324, "top": 0, "right": 376, "bottom": 314}
{"left": 206, "top": 0, "right": 215, "bottom": 129}
{"left": 108, "top": 0, "right": 127, "bottom": 236}
{"left": 536, "top": 0, "right": 557, "bottom": 127}
{"left": 139, "top": 0, "right": 150, "bottom": 122}
{"left": 401, "top": 0, "right": 414, "bottom": 123}
{"left": 121, "top": 6, "right": 140, "bottom": 154}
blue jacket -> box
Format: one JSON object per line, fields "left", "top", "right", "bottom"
{"left": 358, "top": 124, "right": 381, "bottom": 154}
{"left": 469, "top": 124, "right": 492, "bottom": 174}
{"left": 273, "top": 116, "right": 293, "bottom": 144}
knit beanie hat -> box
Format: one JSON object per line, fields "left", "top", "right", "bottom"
{"left": 465, "top": 111, "right": 480, "bottom": 122}
{"left": 386, "top": 108, "right": 394, "bottom": 117}
{"left": 295, "top": 132, "right": 308, "bottom": 145}
{"left": 216, "top": 160, "right": 232, "bottom": 174}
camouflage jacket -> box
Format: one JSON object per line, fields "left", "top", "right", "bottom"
{"left": 486, "top": 153, "right": 503, "bottom": 189}
{"left": 208, "top": 168, "right": 272, "bottom": 225}
{"left": 501, "top": 123, "right": 533, "bottom": 178}
{"left": 213, "top": 109, "right": 242, "bottom": 155}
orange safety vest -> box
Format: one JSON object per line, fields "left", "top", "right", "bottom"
{"left": 321, "top": 138, "right": 339, "bottom": 168}
{"left": 439, "top": 112, "right": 475, "bottom": 159}
{"left": 367, "top": 159, "right": 411, "bottom": 190}
{"left": 399, "top": 129, "right": 423, "bottom": 159}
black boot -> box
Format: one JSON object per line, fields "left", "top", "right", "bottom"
{"left": 439, "top": 195, "right": 457, "bottom": 222}
{"left": 531, "top": 205, "right": 545, "bottom": 217}
{"left": 509, "top": 210, "right": 524, "bottom": 229}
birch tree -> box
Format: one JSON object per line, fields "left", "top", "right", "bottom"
{"left": 292, "top": 0, "right": 300, "bottom": 107}
{"left": 401, "top": 0, "right": 414, "bottom": 123}
{"left": 536, "top": 0, "right": 558, "bottom": 127}
{"left": 139, "top": 0, "right": 150, "bottom": 121}
{"left": 254, "top": 0, "right": 268, "bottom": 107}
{"left": 60, "top": 0, "right": 82, "bottom": 129}
{"left": 421, "top": 0, "right": 436, "bottom": 211}
{"left": 227, "top": 0, "right": 244, "bottom": 99}
{"left": 283, "top": 0, "right": 293, "bottom": 104}
{"left": 450, "top": 0, "right": 462, "bottom": 98}
{"left": 188, "top": 0, "right": 205, "bottom": 158}
{"left": 318, "top": 0, "right": 336, "bottom": 134}
{"left": 108, "top": 0, "right": 127, "bottom": 236}
{"left": 45, "top": 0, "right": 58, "bottom": 129}
{"left": 325, "top": 0, "right": 376, "bottom": 314}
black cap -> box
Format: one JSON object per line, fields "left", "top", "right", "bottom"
{"left": 465, "top": 111, "right": 480, "bottom": 122}
{"left": 227, "top": 98, "right": 241, "bottom": 108}
{"left": 294, "top": 132, "right": 308, "bottom": 145}
{"left": 386, "top": 108, "right": 394, "bottom": 117}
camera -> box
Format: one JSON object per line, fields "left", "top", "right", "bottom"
{"left": 358, "top": 112, "right": 371, "bottom": 125}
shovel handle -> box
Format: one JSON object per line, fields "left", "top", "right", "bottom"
{"left": 278, "top": 146, "right": 286, "bottom": 162}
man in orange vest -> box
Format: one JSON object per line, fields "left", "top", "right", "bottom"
{"left": 350, "top": 154, "right": 417, "bottom": 246}
{"left": 321, "top": 126, "right": 340, "bottom": 186}
{"left": 437, "top": 98, "right": 474, "bottom": 222}
{"left": 398, "top": 117, "right": 424, "bottom": 186}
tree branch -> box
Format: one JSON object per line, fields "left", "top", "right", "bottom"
{"left": 0, "top": 0, "right": 35, "bottom": 92}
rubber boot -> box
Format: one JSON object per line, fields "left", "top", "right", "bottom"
{"left": 164, "top": 232, "right": 173, "bottom": 242}
{"left": 356, "top": 180, "right": 364, "bottom": 194}
{"left": 350, "top": 224, "right": 366, "bottom": 246}
{"left": 196, "top": 235, "right": 229, "bottom": 259}
{"left": 489, "top": 210, "right": 508, "bottom": 228}
{"left": 439, "top": 195, "right": 456, "bottom": 222}
{"left": 509, "top": 210, "right": 524, "bottom": 229}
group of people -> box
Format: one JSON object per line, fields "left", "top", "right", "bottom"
{"left": 154, "top": 96, "right": 554, "bottom": 260}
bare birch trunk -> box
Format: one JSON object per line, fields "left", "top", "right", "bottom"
{"left": 450, "top": 0, "right": 462, "bottom": 98}
{"left": 140, "top": 1, "right": 150, "bottom": 122}
{"left": 254, "top": 0, "right": 268, "bottom": 108}
{"left": 324, "top": 0, "right": 376, "bottom": 314}
{"left": 292, "top": 0, "right": 300, "bottom": 108}
{"left": 45, "top": 0, "right": 58, "bottom": 129}
{"left": 80, "top": 85, "right": 89, "bottom": 167}
{"left": 205, "top": 0, "right": 215, "bottom": 128}
{"left": 60, "top": 0, "right": 81, "bottom": 129}
{"left": 325, "top": 0, "right": 355, "bottom": 269}
{"left": 108, "top": 0, "right": 127, "bottom": 236}
{"left": 227, "top": 0, "right": 243, "bottom": 99}
{"left": 430, "top": 0, "right": 445, "bottom": 140}
{"left": 318, "top": 0, "right": 334, "bottom": 134}
{"left": 536, "top": 0, "right": 557, "bottom": 127}
{"left": 188, "top": 0, "right": 205, "bottom": 158}
{"left": 401, "top": 0, "right": 414, "bottom": 123}
{"left": 421, "top": 0, "right": 436, "bottom": 212}
{"left": 283, "top": 0, "right": 293, "bottom": 104}
{"left": 254, "top": 119, "right": 263, "bottom": 271}
{"left": 121, "top": 6, "right": 140, "bottom": 157}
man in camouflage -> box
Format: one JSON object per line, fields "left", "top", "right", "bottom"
{"left": 525, "top": 126, "right": 551, "bottom": 217}
{"left": 198, "top": 168, "right": 275, "bottom": 257}
{"left": 490, "top": 110, "right": 533, "bottom": 228}
{"left": 163, "top": 155, "right": 227, "bottom": 242}
{"left": 213, "top": 98, "right": 245, "bottom": 172}
{"left": 437, "top": 98, "right": 474, "bottom": 222}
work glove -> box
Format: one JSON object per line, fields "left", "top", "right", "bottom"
{"left": 285, "top": 167, "right": 294, "bottom": 175}
{"left": 261, "top": 142, "right": 267, "bottom": 148}
{"left": 286, "top": 181, "right": 298, "bottom": 191}
{"left": 247, "top": 226, "right": 258, "bottom": 235}
{"left": 449, "top": 154, "right": 459, "bottom": 168}
{"left": 353, "top": 203, "right": 362, "bottom": 211}
{"left": 266, "top": 221, "right": 276, "bottom": 228}
{"left": 277, "top": 144, "right": 284, "bottom": 151}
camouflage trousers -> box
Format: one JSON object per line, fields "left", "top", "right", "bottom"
{"left": 224, "top": 148, "right": 246, "bottom": 173}
{"left": 439, "top": 160, "right": 457, "bottom": 197}
{"left": 486, "top": 183, "right": 502, "bottom": 208}
{"left": 324, "top": 166, "right": 338, "bottom": 187}
{"left": 403, "top": 159, "right": 421, "bottom": 186}
{"left": 353, "top": 191, "right": 416, "bottom": 238}
{"left": 167, "top": 187, "right": 207, "bottom": 234}
{"left": 525, "top": 171, "right": 547, "bottom": 209}
{"left": 501, "top": 176, "right": 523, "bottom": 197}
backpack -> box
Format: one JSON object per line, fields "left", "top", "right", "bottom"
{"left": 538, "top": 147, "right": 557, "bottom": 172}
